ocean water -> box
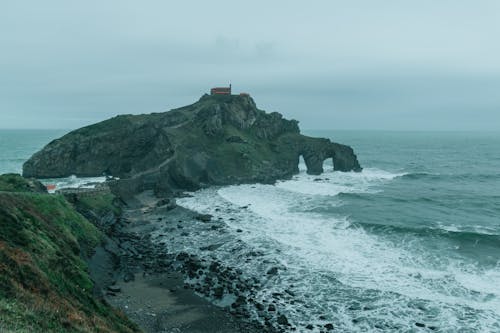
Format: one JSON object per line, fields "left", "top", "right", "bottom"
{"left": 0, "top": 129, "right": 108, "bottom": 190}
{"left": 0, "top": 129, "right": 68, "bottom": 175}
{"left": 174, "top": 130, "right": 500, "bottom": 332}
{"left": 2, "top": 129, "right": 500, "bottom": 332}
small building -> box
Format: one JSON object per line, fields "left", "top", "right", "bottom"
{"left": 210, "top": 84, "right": 231, "bottom": 95}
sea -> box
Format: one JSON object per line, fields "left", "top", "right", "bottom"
{"left": 0, "top": 129, "right": 107, "bottom": 189}
{"left": 2, "top": 129, "right": 500, "bottom": 332}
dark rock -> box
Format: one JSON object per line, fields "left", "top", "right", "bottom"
{"left": 235, "top": 296, "right": 247, "bottom": 306}
{"left": 324, "top": 323, "right": 334, "bottom": 330}
{"left": 268, "top": 304, "right": 276, "bottom": 312}
{"left": 156, "top": 198, "right": 170, "bottom": 207}
{"left": 22, "top": 95, "right": 361, "bottom": 196}
{"left": 196, "top": 214, "right": 213, "bottom": 222}
{"left": 213, "top": 287, "right": 224, "bottom": 298}
{"left": 209, "top": 262, "right": 221, "bottom": 272}
{"left": 176, "top": 252, "right": 189, "bottom": 261}
{"left": 267, "top": 267, "right": 279, "bottom": 275}
{"left": 305, "top": 324, "right": 314, "bottom": 330}
{"left": 277, "top": 314, "right": 289, "bottom": 325}
{"left": 415, "top": 323, "right": 426, "bottom": 328}
{"left": 107, "top": 285, "right": 121, "bottom": 293}
{"left": 348, "top": 303, "right": 361, "bottom": 310}
{"left": 123, "top": 272, "right": 135, "bottom": 282}
{"left": 200, "top": 243, "right": 223, "bottom": 251}
{"left": 236, "top": 228, "right": 243, "bottom": 233}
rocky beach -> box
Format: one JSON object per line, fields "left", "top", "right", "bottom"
{"left": 82, "top": 189, "right": 267, "bottom": 333}
{"left": 89, "top": 188, "right": 342, "bottom": 332}
{"left": 1, "top": 94, "right": 361, "bottom": 332}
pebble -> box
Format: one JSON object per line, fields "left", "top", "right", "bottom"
{"left": 267, "top": 267, "right": 279, "bottom": 275}
{"left": 324, "top": 323, "right": 334, "bottom": 330}
{"left": 277, "top": 314, "right": 289, "bottom": 325}
{"left": 107, "top": 285, "right": 121, "bottom": 293}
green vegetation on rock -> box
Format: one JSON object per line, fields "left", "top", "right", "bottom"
{"left": 22, "top": 94, "right": 361, "bottom": 197}
{"left": 0, "top": 173, "right": 47, "bottom": 193}
{"left": 0, "top": 174, "right": 139, "bottom": 333}
{"left": 75, "top": 193, "right": 122, "bottom": 217}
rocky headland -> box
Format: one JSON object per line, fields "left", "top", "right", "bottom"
{"left": 23, "top": 94, "right": 361, "bottom": 197}
{"left": 5, "top": 94, "right": 363, "bottom": 332}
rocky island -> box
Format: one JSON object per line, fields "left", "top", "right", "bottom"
{"left": 23, "top": 94, "right": 361, "bottom": 196}
{"left": 2, "top": 94, "right": 362, "bottom": 332}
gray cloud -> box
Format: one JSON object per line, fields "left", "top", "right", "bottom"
{"left": 1, "top": 0, "right": 500, "bottom": 130}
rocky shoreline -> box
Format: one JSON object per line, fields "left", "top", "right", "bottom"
{"left": 83, "top": 188, "right": 337, "bottom": 333}
{"left": 80, "top": 190, "right": 267, "bottom": 332}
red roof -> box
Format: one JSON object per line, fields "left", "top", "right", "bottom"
{"left": 210, "top": 86, "right": 231, "bottom": 95}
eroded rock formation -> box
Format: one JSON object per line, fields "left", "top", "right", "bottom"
{"left": 23, "top": 94, "right": 361, "bottom": 196}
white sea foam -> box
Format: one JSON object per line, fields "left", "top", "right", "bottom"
{"left": 276, "top": 167, "right": 406, "bottom": 197}
{"left": 40, "top": 175, "right": 108, "bottom": 193}
{"left": 176, "top": 168, "right": 500, "bottom": 332}
{"left": 435, "top": 221, "right": 500, "bottom": 236}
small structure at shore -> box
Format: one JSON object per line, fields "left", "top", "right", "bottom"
{"left": 45, "top": 184, "right": 56, "bottom": 191}
{"left": 210, "top": 84, "right": 231, "bottom": 95}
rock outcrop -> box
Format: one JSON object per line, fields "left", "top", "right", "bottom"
{"left": 23, "top": 94, "right": 361, "bottom": 196}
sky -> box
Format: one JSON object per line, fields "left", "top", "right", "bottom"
{"left": 1, "top": 0, "right": 500, "bottom": 130}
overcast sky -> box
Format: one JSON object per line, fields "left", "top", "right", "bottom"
{"left": 1, "top": 0, "right": 500, "bottom": 130}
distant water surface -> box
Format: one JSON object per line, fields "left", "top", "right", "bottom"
{"left": 0, "top": 129, "right": 68, "bottom": 175}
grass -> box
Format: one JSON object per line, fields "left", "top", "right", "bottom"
{"left": 0, "top": 174, "right": 140, "bottom": 332}
{"left": 0, "top": 174, "right": 45, "bottom": 193}
{"left": 76, "top": 193, "right": 122, "bottom": 217}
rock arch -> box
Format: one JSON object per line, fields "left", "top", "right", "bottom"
{"left": 298, "top": 137, "right": 362, "bottom": 175}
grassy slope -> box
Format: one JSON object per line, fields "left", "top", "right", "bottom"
{"left": 0, "top": 174, "right": 47, "bottom": 193}
{"left": 0, "top": 175, "right": 139, "bottom": 333}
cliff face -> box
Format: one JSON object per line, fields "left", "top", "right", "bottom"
{"left": 0, "top": 174, "right": 139, "bottom": 332}
{"left": 23, "top": 94, "right": 361, "bottom": 196}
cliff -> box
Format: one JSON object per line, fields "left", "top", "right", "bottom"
{"left": 0, "top": 174, "right": 139, "bottom": 332}
{"left": 23, "top": 94, "right": 361, "bottom": 196}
